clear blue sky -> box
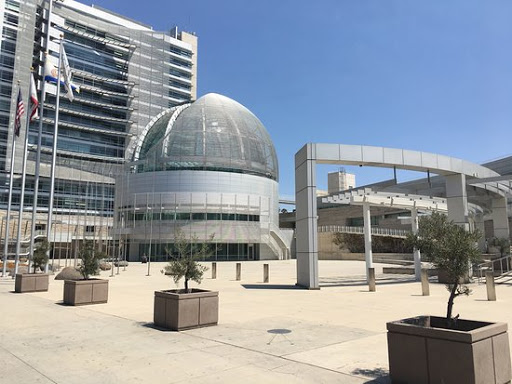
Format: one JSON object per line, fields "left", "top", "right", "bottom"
{"left": 78, "top": 0, "right": 512, "bottom": 199}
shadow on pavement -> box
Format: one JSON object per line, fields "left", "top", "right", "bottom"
{"left": 320, "top": 275, "right": 415, "bottom": 288}
{"left": 352, "top": 367, "right": 390, "bottom": 383}
{"left": 241, "top": 284, "right": 303, "bottom": 290}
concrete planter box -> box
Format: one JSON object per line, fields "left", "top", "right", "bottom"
{"left": 15, "top": 273, "right": 49, "bottom": 293}
{"left": 387, "top": 315, "right": 511, "bottom": 384}
{"left": 63, "top": 279, "right": 108, "bottom": 306}
{"left": 154, "top": 289, "right": 218, "bottom": 331}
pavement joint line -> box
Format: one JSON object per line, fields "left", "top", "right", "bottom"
{"left": 0, "top": 344, "right": 59, "bottom": 384}
{"left": 279, "top": 331, "right": 384, "bottom": 358}
{"left": 181, "top": 328, "right": 374, "bottom": 381}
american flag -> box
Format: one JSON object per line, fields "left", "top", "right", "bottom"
{"left": 14, "top": 87, "right": 24, "bottom": 137}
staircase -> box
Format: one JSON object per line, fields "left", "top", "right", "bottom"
{"left": 475, "top": 253, "right": 512, "bottom": 284}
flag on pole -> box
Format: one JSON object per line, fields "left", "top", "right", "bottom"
{"left": 29, "top": 74, "right": 39, "bottom": 121}
{"left": 43, "top": 55, "right": 79, "bottom": 100}
{"left": 61, "top": 45, "right": 74, "bottom": 102}
{"left": 14, "top": 88, "right": 24, "bottom": 137}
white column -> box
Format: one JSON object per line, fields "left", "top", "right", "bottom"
{"left": 474, "top": 213, "right": 486, "bottom": 251}
{"left": 363, "top": 202, "right": 373, "bottom": 281}
{"left": 491, "top": 197, "right": 509, "bottom": 240}
{"left": 445, "top": 173, "right": 469, "bottom": 230}
{"left": 411, "top": 207, "right": 421, "bottom": 281}
{"left": 295, "top": 144, "right": 319, "bottom": 289}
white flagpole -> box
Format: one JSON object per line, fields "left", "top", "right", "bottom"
{"left": 14, "top": 70, "right": 35, "bottom": 275}
{"left": 2, "top": 83, "right": 20, "bottom": 278}
{"left": 45, "top": 35, "right": 63, "bottom": 273}
{"left": 30, "top": 0, "right": 53, "bottom": 273}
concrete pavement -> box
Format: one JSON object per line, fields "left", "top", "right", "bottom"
{"left": 1, "top": 260, "right": 511, "bottom": 383}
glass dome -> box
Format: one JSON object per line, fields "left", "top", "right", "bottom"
{"left": 137, "top": 93, "right": 279, "bottom": 180}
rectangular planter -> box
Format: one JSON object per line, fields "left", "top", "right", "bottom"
{"left": 15, "top": 273, "right": 49, "bottom": 293}
{"left": 387, "top": 315, "right": 511, "bottom": 384}
{"left": 154, "top": 289, "right": 218, "bottom": 331}
{"left": 63, "top": 279, "right": 108, "bottom": 306}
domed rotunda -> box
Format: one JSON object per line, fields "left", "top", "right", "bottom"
{"left": 115, "top": 93, "right": 291, "bottom": 261}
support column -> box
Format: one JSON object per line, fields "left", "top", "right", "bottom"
{"left": 474, "top": 213, "right": 486, "bottom": 251}
{"left": 411, "top": 207, "right": 421, "bottom": 281}
{"left": 295, "top": 144, "right": 319, "bottom": 289}
{"left": 445, "top": 174, "right": 469, "bottom": 230}
{"left": 491, "top": 197, "right": 510, "bottom": 240}
{"left": 363, "top": 202, "right": 373, "bottom": 281}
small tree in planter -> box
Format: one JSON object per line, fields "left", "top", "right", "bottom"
{"left": 14, "top": 239, "right": 50, "bottom": 293}
{"left": 63, "top": 241, "right": 108, "bottom": 306}
{"left": 406, "top": 212, "right": 481, "bottom": 324}
{"left": 78, "top": 241, "right": 105, "bottom": 280}
{"left": 32, "top": 239, "right": 49, "bottom": 273}
{"left": 388, "top": 212, "right": 511, "bottom": 384}
{"left": 162, "top": 230, "right": 213, "bottom": 292}
{"left": 154, "top": 230, "right": 218, "bottom": 331}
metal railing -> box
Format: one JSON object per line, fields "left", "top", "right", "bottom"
{"left": 318, "top": 225, "right": 410, "bottom": 238}
{"left": 475, "top": 254, "right": 512, "bottom": 284}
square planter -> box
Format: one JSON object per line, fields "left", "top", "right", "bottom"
{"left": 387, "top": 315, "right": 511, "bottom": 384}
{"left": 154, "top": 289, "right": 218, "bottom": 331}
{"left": 15, "top": 273, "right": 49, "bottom": 293}
{"left": 63, "top": 279, "right": 108, "bottom": 306}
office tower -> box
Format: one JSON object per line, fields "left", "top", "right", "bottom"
{"left": 0, "top": 0, "right": 197, "bottom": 257}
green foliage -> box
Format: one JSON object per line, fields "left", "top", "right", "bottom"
{"left": 406, "top": 212, "right": 481, "bottom": 322}
{"left": 491, "top": 237, "right": 510, "bottom": 257}
{"left": 333, "top": 232, "right": 412, "bottom": 253}
{"left": 32, "top": 239, "right": 49, "bottom": 272}
{"left": 78, "top": 241, "right": 105, "bottom": 280}
{"left": 162, "top": 229, "right": 213, "bottom": 292}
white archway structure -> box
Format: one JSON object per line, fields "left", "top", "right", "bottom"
{"left": 295, "top": 143, "right": 501, "bottom": 289}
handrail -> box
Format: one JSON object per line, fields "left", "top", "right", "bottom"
{"left": 318, "top": 225, "right": 410, "bottom": 238}
{"left": 475, "top": 254, "right": 512, "bottom": 284}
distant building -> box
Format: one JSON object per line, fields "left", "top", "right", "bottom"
{"left": 327, "top": 169, "right": 355, "bottom": 194}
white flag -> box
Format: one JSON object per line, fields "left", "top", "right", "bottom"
{"left": 43, "top": 53, "right": 79, "bottom": 100}
{"left": 61, "top": 45, "right": 74, "bottom": 102}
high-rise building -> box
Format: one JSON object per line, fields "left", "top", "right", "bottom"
{"left": 0, "top": 0, "right": 197, "bottom": 257}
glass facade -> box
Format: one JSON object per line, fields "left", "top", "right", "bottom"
{"left": 0, "top": 0, "right": 23, "bottom": 171}
{"left": 115, "top": 93, "right": 288, "bottom": 262}
{"left": 136, "top": 94, "right": 279, "bottom": 181}
{"left": 1, "top": 0, "right": 197, "bottom": 219}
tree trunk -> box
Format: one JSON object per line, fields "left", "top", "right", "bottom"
{"left": 184, "top": 278, "right": 189, "bottom": 293}
{"left": 446, "top": 281, "right": 458, "bottom": 322}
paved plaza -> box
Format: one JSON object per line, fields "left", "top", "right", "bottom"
{"left": 1, "top": 260, "right": 512, "bottom": 383}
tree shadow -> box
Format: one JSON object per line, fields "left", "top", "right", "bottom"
{"left": 351, "top": 367, "right": 390, "bottom": 383}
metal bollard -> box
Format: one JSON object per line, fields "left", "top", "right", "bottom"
{"left": 263, "top": 263, "right": 269, "bottom": 283}
{"left": 236, "top": 262, "right": 241, "bottom": 281}
{"left": 486, "top": 271, "right": 496, "bottom": 301}
{"left": 212, "top": 262, "right": 217, "bottom": 279}
{"left": 368, "top": 268, "right": 376, "bottom": 292}
{"left": 421, "top": 269, "right": 430, "bottom": 296}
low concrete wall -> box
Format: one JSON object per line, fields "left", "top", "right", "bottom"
{"left": 319, "top": 252, "right": 413, "bottom": 263}
{"left": 318, "top": 231, "right": 413, "bottom": 263}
